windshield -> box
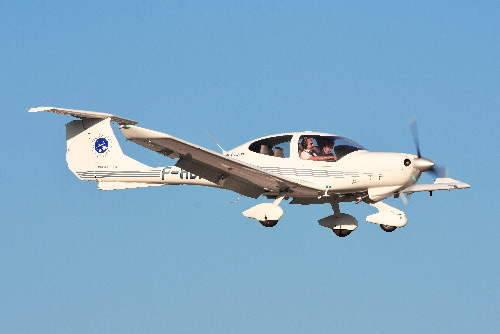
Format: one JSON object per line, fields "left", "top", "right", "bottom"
{"left": 332, "top": 136, "right": 366, "bottom": 159}
{"left": 298, "top": 135, "right": 366, "bottom": 160}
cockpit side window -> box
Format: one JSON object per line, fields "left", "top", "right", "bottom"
{"left": 248, "top": 135, "right": 292, "bottom": 158}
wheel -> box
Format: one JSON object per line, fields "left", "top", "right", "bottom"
{"left": 380, "top": 224, "right": 397, "bottom": 232}
{"left": 259, "top": 220, "right": 278, "bottom": 227}
{"left": 333, "top": 229, "right": 352, "bottom": 237}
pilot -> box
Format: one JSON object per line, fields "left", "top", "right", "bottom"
{"left": 300, "top": 137, "right": 332, "bottom": 161}
{"left": 319, "top": 140, "right": 337, "bottom": 161}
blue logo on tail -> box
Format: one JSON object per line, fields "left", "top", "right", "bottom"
{"left": 95, "top": 138, "right": 109, "bottom": 153}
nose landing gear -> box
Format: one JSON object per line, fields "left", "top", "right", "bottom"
{"left": 319, "top": 202, "right": 358, "bottom": 238}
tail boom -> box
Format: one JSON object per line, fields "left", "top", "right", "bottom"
{"left": 95, "top": 166, "right": 218, "bottom": 190}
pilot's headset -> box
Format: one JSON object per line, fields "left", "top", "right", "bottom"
{"left": 301, "top": 137, "right": 310, "bottom": 150}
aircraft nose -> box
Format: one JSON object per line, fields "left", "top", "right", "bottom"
{"left": 413, "top": 157, "right": 435, "bottom": 172}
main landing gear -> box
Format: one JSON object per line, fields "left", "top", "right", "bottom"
{"left": 242, "top": 196, "right": 285, "bottom": 227}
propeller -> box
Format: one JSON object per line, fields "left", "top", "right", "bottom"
{"left": 400, "top": 192, "right": 409, "bottom": 205}
{"left": 408, "top": 117, "right": 448, "bottom": 178}
{"left": 428, "top": 165, "right": 449, "bottom": 179}
{"left": 400, "top": 118, "right": 449, "bottom": 206}
{"left": 409, "top": 116, "right": 421, "bottom": 158}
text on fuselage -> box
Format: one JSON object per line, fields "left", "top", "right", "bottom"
{"left": 162, "top": 167, "right": 199, "bottom": 180}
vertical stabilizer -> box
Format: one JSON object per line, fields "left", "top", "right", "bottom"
{"left": 66, "top": 118, "right": 150, "bottom": 179}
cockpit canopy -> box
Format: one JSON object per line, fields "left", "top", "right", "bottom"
{"left": 248, "top": 133, "right": 366, "bottom": 160}
{"left": 298, "top": 135, "right": 366, "bottom": 160}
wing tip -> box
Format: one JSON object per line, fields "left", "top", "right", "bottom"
{"left": 28, "top": 106, "right": 52, "bottom": 113}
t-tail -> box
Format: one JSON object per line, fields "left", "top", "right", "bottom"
{"left": 66, "top": 117, "right": 150, "bottom": 178}
{"left": 29, "top": 107, "right": 216, "bottom": 190}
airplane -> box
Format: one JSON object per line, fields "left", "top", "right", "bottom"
{"left": 29, "top": 107, "right": 470, "bottom": 237}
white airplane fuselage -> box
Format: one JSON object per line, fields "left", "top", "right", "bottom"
{"left": 83, "top": 152, "right": 419, "bottom": 193}
{"left": 89, "top": 147, "right": 421, "bottom": 201}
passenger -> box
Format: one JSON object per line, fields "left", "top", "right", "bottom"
{"left": 300, "top": 137, "right": 333, "bottom": 161}
{"left": 319, "top": 140, "right": 337, "bottom": 161}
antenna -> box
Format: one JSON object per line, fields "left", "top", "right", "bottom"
{"left": 226, "top": 196, "right": 241, "bottom": 204}
{"left": 206, "top": 132, "right": 226, "bottom": 154}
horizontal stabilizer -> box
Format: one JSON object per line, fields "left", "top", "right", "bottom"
{"left": 98, "top": 182, "right": 164, "bottom": 191}
{"left": 28, "top": 106, "right": 137, "bottom": 125}
{"left": 401, "top": 178, "right": 470, "bottom": 194}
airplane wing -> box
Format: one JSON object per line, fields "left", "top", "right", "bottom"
{"left": 119, "top": 125, "right": 324, "bottom": 198}
{"left": 400, "top": 178, "right": 470, "bottom": 194}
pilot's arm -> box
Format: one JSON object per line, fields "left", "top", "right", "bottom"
{"left": 301, "top": 150, "right": 335, "bottom": 161}
{"left": 308, "top": 155, "right": 335, "bottom": 161}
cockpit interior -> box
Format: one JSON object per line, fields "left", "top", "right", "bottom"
{"left": 248, "top": 134, "right": 366, "bottom": 161}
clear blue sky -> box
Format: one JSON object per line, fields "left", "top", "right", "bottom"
{"left": 1, "top": 1, "right": 498, "bottom": 333}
